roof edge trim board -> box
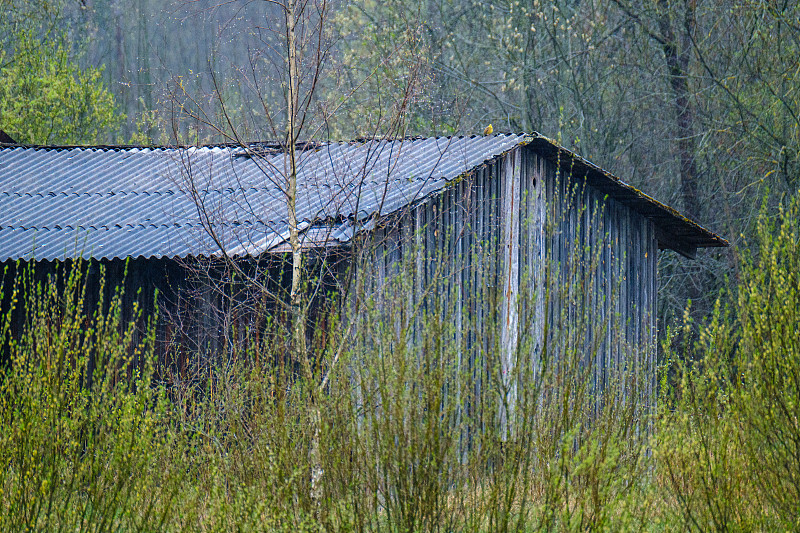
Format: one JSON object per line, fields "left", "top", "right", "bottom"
{"left": 523, "top": 134, "right": 729, "bottom": 254}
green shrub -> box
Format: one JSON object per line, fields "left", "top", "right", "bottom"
{"left": 5, "top": 193, "right": 800, "bottom": 531}
{"left": 0, "top": 262, "right": 182, "bottom": 531}
{"left": 657, "top": 194, "right": 800, "bottom": 531}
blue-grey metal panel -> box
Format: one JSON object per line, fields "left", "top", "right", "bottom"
{"left": 0, "top": 133, "right": 726, "bottom": 261}
{"left": 0, "top": 135, "right": 527, "bottom": 260}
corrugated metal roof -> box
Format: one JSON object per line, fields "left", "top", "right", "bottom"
{"left": 0, "top": 135, "right": 526, "bottom": 260}
{"left": 0, "top": 133, "right": 726, "bottom": 261}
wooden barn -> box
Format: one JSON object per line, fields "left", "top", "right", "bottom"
{"left": 0, "top": 134, "right": 727, "bottom": 394}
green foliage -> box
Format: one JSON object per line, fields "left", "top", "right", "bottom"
{"left": 0, "top": 262, "right": 181, "bottom": 530}
{"left": 0, "top": 237, "right": 653, "bottom": 531}
{"left": 0, "top": 31, "right": 121, "bottom": 144}
{"left": 3, "top": 193, "right": 800, "bottom": 530}
{"left": 736, "top": 198, "right": 800, "bottom": 525}
{"left": 328, "top": 0, "right": 433, "bottom": 137}
{"left": 656, "top": 194, "right": 800, "bottom": 530}
{"left": 0, "top": 262, "right": 319, "bottom": 531}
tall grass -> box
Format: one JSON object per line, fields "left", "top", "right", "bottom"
{"left": 1, "top": 195, "right": 798, "bottom": 531}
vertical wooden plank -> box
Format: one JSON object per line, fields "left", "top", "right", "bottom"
{"left": 461, "top": 174, "right": 474, "bottom": 452}
{"left": 442, "top": 187, "right": 451, "bottom": 329}
{"left": 426, "top": 199, "right": 436, "bottom": 306}
{"left": 633, "top": 211, "right": 640, "bottom": 372}
{"left": 452, "top": 180, "right": 463, "bottom": 450}
{"left": 641, "top": 218, "right": 650, "bottom": 409}
{"left": 484, "top": 164, "right": 494, "bottom": 422}
{"left": 545, "top": 159, "right": 557, "bottom": 365}
{"left": 586, "top": 189, "right": 603, "bottom": 394}
{"left": 565, "top": 170, "right": 574, "bottom": 353}
{"left": 648, "top": 222, "right": 655, "bottom": 406}
{"left": 623, "top": 205, "right": 631, "bottom": 377}
{"left": 489, "top": 160, "right": 499, "bottom": 364}
{"left": 563, "top": 162, "right": 570, "bottom": 350}
{"left": 615, "top": 202, "right": 623, "bottom": 376}
{"left": 519, "top": 150, "right": 529, "bottom": 338}
{"left": 594, "top": 198, "right": 603, "bottom": 392}
{"left": 602, "top": 202, "right": 608, "bottom": 378}
{"left": 627, "top": 209, "right": 636, "bottom": 376}
{"left": 545, "top": 160, "right": 555, "bottom": 361}
{"left": 559, "top": 165, "right": 568, "bottom": 356}
{"left": 473, "top": 166, "right": 484, "bottom": 434}
{"left": 603, "top": 199, "right": 612, "bottom": 394}
{"left": 532, "top": 154, "right": 546, "bottom": 383}
{"left": 582, "top": 182, "right": 593, "bottom": 376}
{"left": 521, "top": 150, "right": 532, "bottom": 372}
{"left": 614, "top": 200, "right": 624, "bottom": 378}
{"left": 386, "top": 224, "right": 402, "bottom": 338}
{"left": 377, "top": 226, "right": 387, "bottom": 311}
{"left": 561, "top": 161, "right": 570, "bottom": 359}
{"left": 500, "top": 149, "right": 521, "bottom": 437}
{"left": 414, "top": 203, "right": 424, "bottom": 344}
{"left": 628, "top": 211, "right": 636, "bottom": 382}
{"left": 588, "top": 190, "right": 597, "bottom": 395}
{"left": 647, "top": 219, "right": 657, "bottom": 410}
{"left": 625, "top": 208, "right": 634, "bottom": 375}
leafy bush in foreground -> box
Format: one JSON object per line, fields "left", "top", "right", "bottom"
{"left": 1, "top": 194, "right": 798, "bottom": 531}
{"left": 657, "top": 195, "right": 800, "bottom": 531}
{"left": 0, "top": 263, "right": 181, "bottom": 531}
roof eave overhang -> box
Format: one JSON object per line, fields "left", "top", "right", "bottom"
{"left": 522, "top": 134, "right": 728, "bottom": 259}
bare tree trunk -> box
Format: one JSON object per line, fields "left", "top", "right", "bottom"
{"left": 284, "top": 0, "right": 323, "bottom": 515}
{"left": 114, "top": 4, "right": 128, "bottom": 126}
{"left": 658, "top": 0, "right": 702, "bottom": 222}
{"left": 286, "top": 0, "right": 305, "bottom": 366}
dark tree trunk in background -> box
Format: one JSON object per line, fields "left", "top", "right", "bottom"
{"left": 658, "top": 0, "right": 702, "bottom": 222}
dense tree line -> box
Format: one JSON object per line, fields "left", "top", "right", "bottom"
{"left": 1, "top": 0, "right": 798, "bottom": 321}
{"left": 334, "top": 0, "right": 800, "bottom": 321}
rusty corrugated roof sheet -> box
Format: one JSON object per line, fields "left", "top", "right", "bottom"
{"left": 0, "top": 133, "right": 726, "bottom": 261}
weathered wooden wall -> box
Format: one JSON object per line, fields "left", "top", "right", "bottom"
{"left": 355, "top": 143, "right": 657, "bottom": 423}
{"left": 1, "top": 247, "right": 346, "bottom": 389}
{"left": 0, "top": 257, "right": 174, "bottom": 367}
{"left": 541, "top": 148, "right": 658, "bottom": 408}
{"left": 0, "top": 256, "right": 276, "bottom": 380}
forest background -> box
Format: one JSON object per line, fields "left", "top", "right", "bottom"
{"left": 3, "top": 0, "right": 798, "bottom": 323}
{"left": 1, "top": 0, "right": 799, "bottom": 530}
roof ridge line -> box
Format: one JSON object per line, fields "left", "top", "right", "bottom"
{"left": 0, "top": 133, "right": 529, "bottom": 152}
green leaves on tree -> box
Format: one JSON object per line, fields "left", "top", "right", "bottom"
{"left": 0, "top": 31, "right": 121, "bottom": 145}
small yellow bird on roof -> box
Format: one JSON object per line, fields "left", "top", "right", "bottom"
{"left": 483, "top": 124, "right": 493, "bottom": 136}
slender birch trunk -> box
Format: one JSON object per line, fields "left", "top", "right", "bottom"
{"left": 284, "top": 0, "right": 323, "bottom": 514}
